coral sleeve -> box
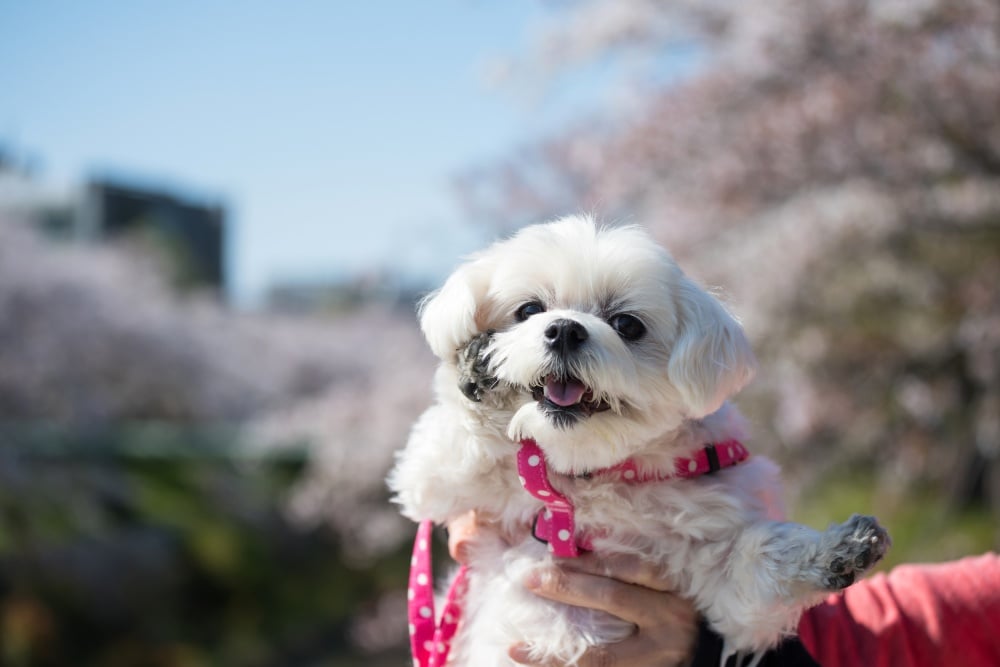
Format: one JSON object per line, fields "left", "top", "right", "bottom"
{"left": 797, "top": 552, "right": 1000, "bottom": 667}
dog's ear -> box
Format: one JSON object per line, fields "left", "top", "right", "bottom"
{"left": 419, "top": 254, "right": 494, "bottom": 361}
{"left": 667, "top": 276, "right": 756, "bottom": 417}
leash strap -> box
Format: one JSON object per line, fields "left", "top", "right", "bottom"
{"left": 408, "top": 520, "right": 469, "bottom": 667}
{"left": 517, "top": 439, "right": 581, "bottom": 557}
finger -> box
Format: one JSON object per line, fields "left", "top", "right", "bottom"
{"left": 507, "top": 643, "right": 541, "bottom": 666}
{"left": 512, "top": 643, "right": 623, "bottom": 667}
{"left": 510, "top": 642, "right": 628, "bottom": 667}
{"left": 601, "top": 632, "right": 696, "bottom": 667}
{"left": 509, "top": 633, "right": 695, "bottom": 667}
{"left": 524, "top": 567, "right": 687, "bottom": 627}
{"left": 446, "top": 510, "right": 479, "bottom": 564}
{"left": 563, "top": 552, "right": 673, "bottom": 592}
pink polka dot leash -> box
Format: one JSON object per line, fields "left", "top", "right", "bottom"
{"left": 408, "top": 520, "right": 468, "bottom": 667}
{"left": 517, "top": 438, "right": 749, "bottom": 557}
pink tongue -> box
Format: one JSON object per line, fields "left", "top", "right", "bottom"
{"left": 544, "top": 377, "right": 588, "bottom": 407}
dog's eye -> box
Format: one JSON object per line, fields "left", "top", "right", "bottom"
{"left": 515, "top": 301, "right": 546, "bottom": 321}
{"left": 609, "top": 313, "right": 646, "bottom": 341}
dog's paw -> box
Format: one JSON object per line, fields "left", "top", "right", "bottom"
{"left": 820, "top": 514, "right": 890, "bottom": 590}
{"left": 457, "top": 331, "right": 498, "bottom": 402}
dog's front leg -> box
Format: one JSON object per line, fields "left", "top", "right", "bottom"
{"left": 701, "top": 514, "right": 890, "bottom": 652}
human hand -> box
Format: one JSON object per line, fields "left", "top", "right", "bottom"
{"left": 446, "top": 514, "right": 698, "bottom": 666}
{"left": 447, "top": 510, "right": 488, "bottom": 565}
{"left": 448, "top": 512, "right": 698, "bottom": 667}
{"left": 510, "top": 553, "right": 698, "bottom": 667}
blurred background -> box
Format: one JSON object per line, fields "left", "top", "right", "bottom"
{"left": 1, "top": 1, "right": 998, "bottom": 665}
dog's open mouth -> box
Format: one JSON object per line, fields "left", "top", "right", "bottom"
{"left": 531, "top": 374, "right": 611, "bottom": 418}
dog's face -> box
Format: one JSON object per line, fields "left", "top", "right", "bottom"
{"left": 420, "top": 217, "right": 755, "bottom": 473}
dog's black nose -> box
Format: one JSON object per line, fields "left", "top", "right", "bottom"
{"left": 544, "top": 319, "right": 588, "bottom": 354}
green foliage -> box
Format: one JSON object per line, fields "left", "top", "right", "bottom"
{"left": 791, "top": 468, "right": 996, "bottom": 574}
{"left": 0, "top": 426, "right": 410, "bottom": 667}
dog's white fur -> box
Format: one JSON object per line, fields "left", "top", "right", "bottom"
{"left": 390, "top": 216, "right": 887, "bottom": 665}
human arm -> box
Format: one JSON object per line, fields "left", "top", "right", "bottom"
{"left": 503, "top": 549, "right": 1000, "bottom": 667}
{"left": 798, "top": 552, "right": 1000, "bottom": 667}
{"left": 450, "top": 514, "right": 1000, "bottom": 667}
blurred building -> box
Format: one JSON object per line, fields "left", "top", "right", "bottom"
{"left": 78, "top": 180, "right": 227, "bottom": 292}
{"left": 0, "top": 154, "right": 227, "bottom": 295}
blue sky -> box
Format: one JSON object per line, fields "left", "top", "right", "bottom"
{"left": 0, "top": 1, "right": 679, "bottom": 305}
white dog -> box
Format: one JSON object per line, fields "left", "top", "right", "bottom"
{"left": 390, "top": 216, "right": 888, "bottom": 666}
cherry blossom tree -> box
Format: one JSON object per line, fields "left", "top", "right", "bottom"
{"left": 458, "top": 0, "right": 1000, "bottom": 532}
